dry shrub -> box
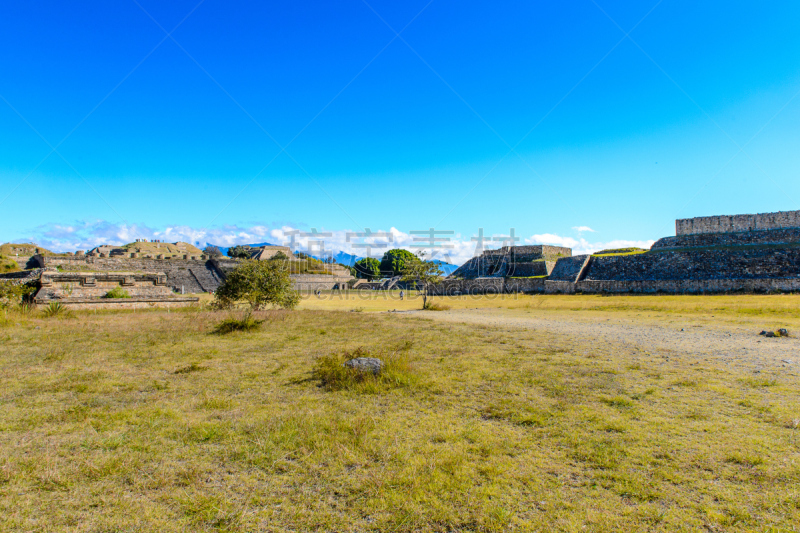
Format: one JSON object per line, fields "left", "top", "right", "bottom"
{"left": 312, "top": 346, "right": 416, "bottom": 393}
{"left": 423, "top": 301, "right": 450, "bottom": 311}
{"left": 212, "top": 313, "right": 264, "bottom": 334}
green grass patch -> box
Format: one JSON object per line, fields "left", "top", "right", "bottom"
{"left": 312, "top": 346, "right": 416, "bottom": 392}
{"left": 212, "top": 313, "right": 264, "bottom": 334}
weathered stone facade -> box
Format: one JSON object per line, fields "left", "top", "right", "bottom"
{"left": 451, "top": 245, "right": 570, "bottom": 279}
{"left": 583, "top": 249, "right": 800, "bottom": 282}
{"left": 652, "top": 228, "right": 800, "bottom": 250}
{"left": 37, "top": 255, "right": 225, "bottom": 294}
{"left": 444, "top": 210, "right": 800, "bottom": 295}
{"left": 676, "top": 209, "right": 800, "bottom": 235}
{"left": 546, "top": 255, "right": 591, "bottom": 282}
{"left": 431, "top": 277, "right": 545, "bottom": 295}
{"left": 33, "top": 271, "right": 199, "bottom": 308}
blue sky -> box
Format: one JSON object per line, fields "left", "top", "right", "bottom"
{"left": 1, "top": 0, "right": 799, "bottom": 262}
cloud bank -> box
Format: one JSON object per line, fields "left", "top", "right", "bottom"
{"left": 12, "top": 221, "right": 655, "bottom": 266}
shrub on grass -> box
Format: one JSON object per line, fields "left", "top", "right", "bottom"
{"left": 423, "top": 301, "right": 450, "bottom": 311}
{"left": 103, "top": 287, "right": 131, "bottom": 299}
{"left": 312, "top": 346, "right": 416, "bottom": 393}
{"left": 42, "top": 302, "right": 70, "bottom": 318}
{"left": 214, "top": 260, "right": 300, "bottom": 311}
{"left": 213, "top": 313, "right": 264, "bottom": 334}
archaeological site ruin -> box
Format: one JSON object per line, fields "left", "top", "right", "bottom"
{"left": 3, "top": 208, "right": 800, "bottom": 307}
{"left": 436, "top": 209, "right": 800, "bottom": 295}
{"left": 0, "top": 240, "right": 354, "bottom": 309}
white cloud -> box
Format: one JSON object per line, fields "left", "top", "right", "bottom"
{"left": 19, "top": 221, "right": 655, "bottom": 265}
{"left": 572, "top": 226, "right": 595, "bottom": 233}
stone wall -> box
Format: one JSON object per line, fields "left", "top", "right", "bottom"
{"left": 676, "top": 209, "right": 800, "bottom": 235}
{"left": 49, "top": 297, "right": 199, "bottom": 310}
{"left": 505, "top": 261, "right": 552, "bottom": 277}
{"left": 450, "top": 245, "right": 571, "bottom": 279}
{"left": 290, "top": 274, "right": 353, "bottom": 291}
{"left": 583, "top": 249, "right": 800, "bottom": 282}
{"left": 0, "top": 269, "right": 43, "bottom": 285}
{"left": 651, "top": 228, "right": 800, "bottom": 250}
{"left": 432, "top": 277, "right": 544, "bottom": 295}
{"left": 39, "top": 255, "right": 225, "bottom": 294}
{"left": 548, "top": 255, "right": 591, "bottom": 282}
{"left": 574, "top": 279, "right": 800, "bottom": 294}
{"left": 35, "top": 271, "right": 174, "bottom": 301}
{"left": 544, "top": 280, "right": 577, "bottom": 294}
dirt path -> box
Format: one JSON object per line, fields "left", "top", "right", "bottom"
{"left": 399, "top": 308, "right": 799, "bottom": 374}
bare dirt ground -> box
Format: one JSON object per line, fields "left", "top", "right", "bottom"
{"left": 402, "top": 308, "right": 799, "bottom": 375}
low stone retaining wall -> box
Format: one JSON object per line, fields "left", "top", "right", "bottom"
{"left": 575, "top": 278, "right": 800, "bottom": 294}
{"left": 584, "top": 249, "right": 800, "bottom": 282}
{"left": 432, "top": 277, "right": 544, "bottom": 295}
{"left": 50, "top": 296, "right": 200, "bottom": 310}
{"left": 544, "top": 281, "right": 576, "bottom": 294}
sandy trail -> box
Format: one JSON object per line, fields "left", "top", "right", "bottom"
{"left": 399, "top": 308, "right": 799, "bottom": 374}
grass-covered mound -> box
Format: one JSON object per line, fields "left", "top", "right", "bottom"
{"left": 0, "top": 254, "right": 20, "bottom": 272}
{"left": 119, "top": 241, "right": 203, "bottom": 256}
{"left": 592, "top": 247, "right": 649, "bottom": 256}
{"left": 0, "top": 242, "right": 57, "bottom": 257}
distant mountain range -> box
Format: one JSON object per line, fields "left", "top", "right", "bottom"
{"left": 207, "top": 242, "right": 458, "bottom": 276}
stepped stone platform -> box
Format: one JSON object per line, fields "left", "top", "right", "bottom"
{"left": 451, "top": 245, "right": 570, "bottom": 279}
{"left": 34, "top": 271, "right": 199, "bottom": 309}
{"left": 438, "top": 209, "right": 800, "bottom": 295}
{"left": 651, "top": 227, "right": 800, "bottom": 251}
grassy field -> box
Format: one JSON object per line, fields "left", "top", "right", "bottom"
{"left": 1, "top": 296, "right": 799, "bottom": 531}
{"left": 301, "top": 291, "right": 800, "bottom": 325}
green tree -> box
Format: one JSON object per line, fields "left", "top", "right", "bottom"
{"left": 400, "top": 251, "right": 443, "bottom": 309}
{"left": 227, "top": 245, "right": 253, "bottom": 259}
{"left": 380, "top": 249, "right": 417, "bottom": 277}
{"left": 214, "top": 260, "right": 300, "bottom": 311}
{"left": 354, "top": 257, "right": 381, "bottom": 280}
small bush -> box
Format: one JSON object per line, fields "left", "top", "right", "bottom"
{"left": 213, "top": 313, "right": 264, "bottom": 334}
{"left": 312, "top": 346, "right": 416, "bottom": 393}
{"left": 103, "top": 287, "right": 131, "bottom": 299}
{"left": 423, "top": 301, "right": 450, "bottom": 311}
{"left": 42, "top": 302, "right": 70, "bottom": 318}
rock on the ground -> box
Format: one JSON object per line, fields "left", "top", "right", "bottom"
{"left": 778, "top": 328, "right": 789, "bottom": 337}
{"left": 765, "top": 331, "right": 776, "bottom": 337}
{"left": 345, "top": 357, "right": 384, "bottom": 374}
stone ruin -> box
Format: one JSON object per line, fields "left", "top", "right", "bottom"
{"left": 451, "top": 245, "right": 571, "bottom": 279}
{"left": 435, "top": 208, "right": 800, "bottom": 295}
{"left": 0, "top": 242, "right": 357, "bottom": 308}
{"left": 34, "top": 271, "right": 199, "bottom": 309}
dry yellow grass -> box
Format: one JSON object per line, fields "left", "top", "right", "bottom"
{"left": 0, "top": 296, "right": 799, "bottom": 531}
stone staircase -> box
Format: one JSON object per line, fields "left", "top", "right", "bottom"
{"left": 188, "top": 264, "right": 224, "bottom": 293}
